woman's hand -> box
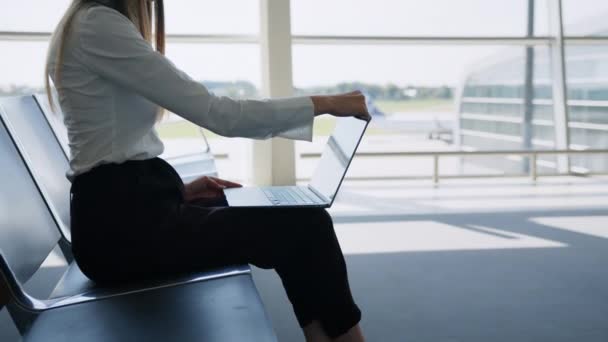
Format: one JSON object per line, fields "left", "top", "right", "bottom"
{"left": 184, "top": 176, "right": 242, "bottom": 202}
{"left": 310, "top": 90, "right": 371, "bottom": 121}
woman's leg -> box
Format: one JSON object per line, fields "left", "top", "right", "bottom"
{"left": 170, "top": 205, "right": 363, "bottom": 340}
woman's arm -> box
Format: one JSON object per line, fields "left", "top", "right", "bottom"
{"left": 74, "top": 6, "right": 316, "bottom": 140}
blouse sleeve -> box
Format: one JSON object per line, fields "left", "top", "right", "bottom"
{"left": 75, "top": 6, "right": 314, "bottom": 141}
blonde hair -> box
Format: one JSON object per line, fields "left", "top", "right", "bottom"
{"left": 45, "top": 0, "right": 165, "bottom": 113}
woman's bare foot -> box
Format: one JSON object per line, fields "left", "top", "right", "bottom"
{"left": 303, "top": 321, "right": 365, "bottom": 342}
{"left": 334, "top": 324, "right": 365, "bottom": 342}
{"left": 304, "top": 321, "right": 331, "bottom": 342}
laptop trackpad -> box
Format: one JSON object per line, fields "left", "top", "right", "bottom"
{"left": 224, "top": 187, "right": 270, "bottom": 207}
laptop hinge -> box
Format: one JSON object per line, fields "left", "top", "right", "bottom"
{"left": 307, "top": 185, "right": 331, "bottom": 204}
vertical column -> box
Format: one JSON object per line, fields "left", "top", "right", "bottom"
{"left": 522, "top": 0, "right": 535, "bottom": 173}
{"left": 252, "top": 0, "right": 297, "bottom": 186}
{"left": 549, "top": 0, "right": 571, "bottom": 172}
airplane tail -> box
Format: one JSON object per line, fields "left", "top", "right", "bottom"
{"left": 364, "top": 93, "right": 387, "bottom": 118}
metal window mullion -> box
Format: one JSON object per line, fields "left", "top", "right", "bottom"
{"left": 522, "top": 0, "right": 535, "bottom": 173}
{"left": 565, "top": 37, "right": 608, "bottom": 45}
{"left": 3, "top": 31, "right": 608, "bottom": 45}
{"left": 292, "top": 36, "right": 553, "bottom": 46}
{"left": 0, "top": 31, "right": 260, "bottom": 44}
{"left": 549, "top": 0, "right": 571, "bottom": 172}
{"left": 165, "top": 34, "right": 258, "bottom": 44}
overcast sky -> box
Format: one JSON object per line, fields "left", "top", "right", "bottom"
{"left": 0, "top": 0, "right": 606, "bottom": 89}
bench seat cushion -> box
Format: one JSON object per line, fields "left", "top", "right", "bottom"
{"left": 50, "top": 262, "right": 252, "bottom": 299}
{"left": 26, "top": 273, "right": 277, "bottom": 342}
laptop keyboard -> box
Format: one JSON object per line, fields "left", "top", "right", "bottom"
{"left": 263, "top": 187, "right": 322, "bottom": 206}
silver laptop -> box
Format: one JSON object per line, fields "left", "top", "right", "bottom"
{"left": 223, "top": 116, "right": 370, "bottom": 208}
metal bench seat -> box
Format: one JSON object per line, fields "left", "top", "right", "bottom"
{"left": 25, "top": 274, "right": 276, "bottom": 342}
{"left": 48, "top": 262, "right": 251, "bottom": 300}
{"left": 0, "top": 96, "right": 277, "bottom": 341}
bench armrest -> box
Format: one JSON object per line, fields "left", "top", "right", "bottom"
{"left": 0, "top": 253, "right": 49, "bottom": 313}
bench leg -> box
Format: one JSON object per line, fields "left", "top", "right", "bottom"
{"left": 58, "top": 239, "right": 74, "bottom": 264}
{"left": 6, "top": 301, "right": 38, "bottom": 336}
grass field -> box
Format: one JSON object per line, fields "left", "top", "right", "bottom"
{"left": 157, "top": 120, "right": 202, "bottom": 140}
{"left": 157, "top": 117, "right": 345, "bottom": 139}
{"left": 157, "top": 98, "right": 455, "bottom": 139}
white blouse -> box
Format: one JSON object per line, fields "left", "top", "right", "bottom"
{"left": 47, "top": 5, "right": 314, "bottom": 181}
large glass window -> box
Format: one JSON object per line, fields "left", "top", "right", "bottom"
{"left": 0, "top": 0, "right": 71, "bottom": 32}
{"left": 0, "top": 0, "right": 259, "bottom": 34}
{"left": 291, "top": 0, "right": 608, "bottom": 180}
{"left": 164, "top": 0, "right": 259, "bottom": 35}
{"left": 564, "top": 44, "right": 608, "bottom": 172}
{"left": 3, "top": 0, "right": 608, "bottom": 182}
{"left": 0, "top": 1, "right": 260, "bottom": 95}
{"left": 0, "top": 0, "right": 260, "bottom": 182}
{"left": 563, "top": 0, "right": 608, "bottom": 36}
{"left": 292, "top": 44, "right": 555, "bottom": 179}
{"left": 159, "top": 43, "right": 261, "bottom": 181}
{"left": 0, "top": 41, "right": 48, "bottom": 96}
{"left": 292, "top": 0, "right": 550, "bottom": 37}
{"left": 563, "top": 1, "right": 608, "bottom": 173}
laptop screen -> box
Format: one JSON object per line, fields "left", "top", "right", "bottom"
{"left": 309, "top": 117, "right": 369, "bottom": 204}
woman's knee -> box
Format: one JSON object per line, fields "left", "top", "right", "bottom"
{"left": 303, "top": 208, "right": 332, "bottom": 224}
{"left": 288, "top": 208, "right": 335, "bottom": 241}
{"left": 316, "top": 208, "right": 333, "bottom": 225}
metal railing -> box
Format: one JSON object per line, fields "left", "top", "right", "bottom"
{"left": 2, "top": 31, "right": 608, "bottom": 46}
{"left": 300, "top": 148, "right": 608, "bottom": 184}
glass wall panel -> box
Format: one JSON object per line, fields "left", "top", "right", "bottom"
{"left": 292, "top": 0, "right": 550, "bottom": 37}
{"left": 0, "top": 0, "right": 71, "bottom": 32}
{"left": 565, "top": 44, "right": 608, "bottom": 172}
{"left": 0, "top": 0, "right": 259, "bottom": 34}
{"left": 158, "top": 43, "right": 261, "bottom": 181}
{"left": 563, "top": 0, "right": 608, "bottom": 36}
{"left": 293, "top": 44, "right": 555, "bottom": 179}
{"left": 0, "top": 0, "right": 261, "bottom": 182}
{"left": 0, "top": 41, "right": 48, "bottom": 96}
{"left": 165, "top": 0, "right": 260, "bottom": 35}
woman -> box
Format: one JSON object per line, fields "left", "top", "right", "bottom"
{"left": 46, "top": 1, "right": 369, "bottom": 341}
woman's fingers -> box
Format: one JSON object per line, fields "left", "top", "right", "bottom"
{"left": 210, "top": 176, "right": 242, "bottom": 188}
{"left": 205, "top": 177, "right": 225, "bottom": 190}
{"left": 185, "top": 176, "right": 223, "bottom": 201}
{"left": 356, "top": 114, "right": 371, "bottom": 121}
{"left": 336, "top": 93, "right": 371, "bottom": 120}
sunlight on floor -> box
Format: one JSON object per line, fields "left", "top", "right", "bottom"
{"left": 336, "top": 221, "right": 567, "bottom": 255}
{"left": 530, "top": 216, "right": 608, "bottom": 239}
{"left": 329, "top": 176, "right": 608, "bottom": 216}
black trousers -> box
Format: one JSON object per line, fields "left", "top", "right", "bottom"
{"left": 70, "top": 157, "right": 361, "bottom": 338}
